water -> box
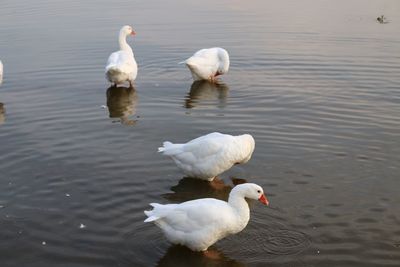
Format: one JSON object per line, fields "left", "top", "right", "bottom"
{"left": 1, "top": 0, "right": 400, "bottom": 266}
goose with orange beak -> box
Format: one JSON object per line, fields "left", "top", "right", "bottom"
{"left": 105, "top": 25, "right": 138, "bottom": 87}
{"left": 144, "top": 183, "right": 269, "bottom": 252}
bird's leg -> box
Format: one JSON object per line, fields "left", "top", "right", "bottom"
{"left": 129, "top": 81, "right": 133, "bottom": 88}
{"left": 202, "top": 249, "right": 221, "bottom": 260}
{"left": 210, "top": 72, "right": 221, "bottom": 83}
{"left": 209, "top": 177, "right": 226, "bottom": 190}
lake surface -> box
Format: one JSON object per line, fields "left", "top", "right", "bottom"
{"left": 1, "top": 0, "right": 400, "bottom": 266}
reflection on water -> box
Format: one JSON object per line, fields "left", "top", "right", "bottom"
{"left": 106, "top": 86, "right": 138, "bottom": 125}
{"left": 0, "top": 103, "right": 5, "bottom": 125}
{"left": 157, "top": 245, "right": 246, "bottom": 267}
{"left": 163, "top": 177, "right": 247, "bottom": 203}
{"left": 184, "top": 81, "right": 229, "bottom": 109}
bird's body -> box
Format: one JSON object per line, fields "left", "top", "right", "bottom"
{"left": 144, "top": 183, "right": 269, "bottom": 251}
{"left": 158, "top": 132, "right": 255, "bottom": 181}
{"left": 105, "top": 25, "right": 137, "bottom": 87}
{"left": 183, "top": 47, "right": 229, "bottom": 82}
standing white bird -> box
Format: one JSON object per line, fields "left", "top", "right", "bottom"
{"left": 182, "top": 47, "right": 229, "bottom": 82}
{"left": 144, "top": 183, "right": 269, "bottom": 252}
{"left": 158, "top": 132, "right": 255, "bottom": 181}
{"left": 0, "top": 60, "right": 3, "bottom": 85}
{"left": 105, "top": 25, "right": 138, "bottom": 87}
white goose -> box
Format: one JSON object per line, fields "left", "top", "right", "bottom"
{"left": 182, "top": 47, "right": 229, "bottom": 82}
{"left": 158, "top": 132, "right": 255, "bottom": 181}
{"left": 105, "top": 25, "right": 138, "bottom": 87}
{"left": 144, "top": 183, "right": 269, "bottom": 251}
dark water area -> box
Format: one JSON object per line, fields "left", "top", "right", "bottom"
{"left": 0, "top": 0, "right": 400, "bottom": 266}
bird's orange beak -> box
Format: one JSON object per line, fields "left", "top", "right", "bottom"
{"left": 131, "top": 30, "right": 136, "bottom": 36}
{"left": 258, "top": 194, "right": 269, "bottom": 206}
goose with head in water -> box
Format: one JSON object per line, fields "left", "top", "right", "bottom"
{"left": 182, "top": 47, "right": 229, "bottom": 83}
{"left": 158, "top": 132, "right": 255, "bottom": 181}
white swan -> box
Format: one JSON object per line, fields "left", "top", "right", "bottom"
{"left": 144, "top": 183, "right": 269, "bottom": 251}
{"left": 105, "top": 25, "right": 138, "bottom": 87}
{"left": 158, "top": 132, "right": 255, "bottom": 181}
{"left": 182, "top": 47, "right": 229, "bottom": 82}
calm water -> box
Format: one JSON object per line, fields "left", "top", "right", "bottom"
{"left": 1, "top": 0, "right": 400, "bottom": 266}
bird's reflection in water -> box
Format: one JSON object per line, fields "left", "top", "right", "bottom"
{"left": 156, "top": 245, "right": 246, "bottom": 267}
{"left": 185, "top": 80, "right": 229, "bottom": 109}
{"left": 0, "top": 103, "right": 5, "bottom": 125}
{"left": 163, "top": 177, "right": 247, "bottom": 203}
{"left": 106, "top": 86, "right": 138, "bottom": 125}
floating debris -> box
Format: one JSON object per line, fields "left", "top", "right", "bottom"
{"left": 42, "top": 241, "right": 46, "bottom": 245}
{"left": 101, "top": 105, "right": 107, "bottom": 109}
{"left": 79, "top": 223, "right": 86, "bottom": 229}
{"left": 377, "top": 15, "right": 388, "bottom": 24}
{"left": 65, "top": 193, "right": 70, "bottom": 197}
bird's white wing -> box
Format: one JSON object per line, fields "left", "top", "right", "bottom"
{"left": 190, "top": 49, "right": 220, "bottom": 71}
{"left": 180, "top": 134, "right": 228, "bottom": 163}
{"left": 186, "top": 132, "right": 225, "bottom": 145}
{"left": 193, "top": 48, "right": 218, "bottom": 58}
{"left": 161, "top": 199, "right": 231, "bottom": 232}
{"left": 106, "top": 51, "right": 135, "bottom": 73}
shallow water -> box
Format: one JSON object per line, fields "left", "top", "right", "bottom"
{"left": 1, "top": 0, "right": 400, "bottom": 266}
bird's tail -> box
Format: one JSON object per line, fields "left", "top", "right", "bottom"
{"left": 157, "top": 141, "right": 173, "bottom": 153}
{"left": 158, "top": 141, "right": 185, "bottom": 156}
{"left": 106, "top": 65, "right": 122, "bottom": 74}
{"left": 144, "top": 203, "right": 166, "bottom": 222}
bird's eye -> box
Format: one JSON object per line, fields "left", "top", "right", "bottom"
{"left": 257, "top": 190, "right": 261, "bottom": 193}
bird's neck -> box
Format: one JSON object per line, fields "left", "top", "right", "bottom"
{"left": 119, "top": 33, "right": 133, "bottom": 55}
{"left": 228, "top": 192, "right": 250, "bottom": 231}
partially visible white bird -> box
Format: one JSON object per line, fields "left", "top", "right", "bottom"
{"left": 0, "top": 60, "right": 3, "bottom": 85}
{"left": 182, "top": 47, "right": 229, "bottom": 82}
{"left": 158, "top": 132, "right": 255, "bottom": 181}
{"left": 144, "top": 183, "right": 269, "bottom": 252}
{"left": 105, "top": 25, "right": 138, "bottom": 87}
